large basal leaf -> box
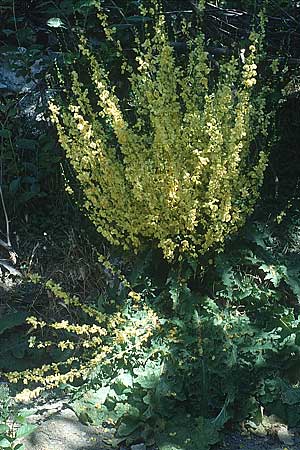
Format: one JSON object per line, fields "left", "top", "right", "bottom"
{"left": 70, "top": 386, "right": 111, "bottom": 425}
{"left": 134, "top": 362, "right": 161, "bottom": 389}
{"left": 114, "top": 402, "right": 140, "bottom": 422}
{"left": 259, "top": 264, "right": 287, "bottom": 287}
{"left": 156, "top": 397, "right": 231, "bottom": 450}
{"left": 280, "top": 380, "right": 300, "bottom": 406}
{"left": 286, "top": 259, "right": 300, "bottom": 298}
{"left": 16, "top": 423, "right": 37, "bottom": 439}
{"left": 88, "top": 386, "right": 110, "bottom": 405}
{"left": 0, "top": 437, "right": 12, "bottom": 448}
{"left": 71, "top": 399, "right": 109, "bottom": 425}
{"left": 115, "top": 371, "right": 133, "bottom": 388}
{"left": 0, "top": 312, "right": 27, "bottom": 336}
{"left": 155, "top": 414, "right": 221, "bottom": 450}
{"left": 116, "top": 415, "right": 142, "bottom": 438}
{"left": 15, "top": 409, "right": 37, "bottom": 424}
{"left": 0, "top": 424, "right": 9, "bottom": 433}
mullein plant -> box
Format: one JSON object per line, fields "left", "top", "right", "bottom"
{"left": 49, "top": 0, "right": 270, "bottom": 261}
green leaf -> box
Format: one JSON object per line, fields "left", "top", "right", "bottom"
{"left": 88, "top": 386, "right": 110, "bottom": 405}
{"left": 116, "top": 371, "right": 133, "bottom": 388}
{"left": 47, "top": 18, "right": 67, "bottom": 28}
{"left": 0, "top": 437, "right": 12, "bottom": 448}
{"left": 134, "top": 363, "right": 161, "bottom": 389}
{"left": 15, "top": 415, "right": 27, "bottom": 425}
{"left": 280, "top": 381, "right": 300, "bottom": 406}
{"left": 286, "top": 267, "right": 300, "bottom": 298}
{"left": 244, "top": 223, "right": 270, "bottom": 249}
{"left": 156, "top": 414, "right": 221, "bottom": 450}
{"left": 9, "top": 179, "right": 21, "bottom": 195}
{"left": 126, "top": 16, "right": 152, "bottom": 24}
{"left": 78, "top": 0, "right": 97, "bottom": 8}
{"left": 2, "top": 29, "right": 15, "bottom": 37}
{"left": 17, "top": 409, "right": 36, "bottom": 419}
{"left": 0, "top": 424, "right": 9, "bottom": 433}
{"left": 0, "top": 312, "right": 27, "bottom": 336}
{"left": 15, "top": 138, "right": 37, "bottom": 150}
{"left": 259, "top": 264, "right": 287, "bottom": 287}
{"left": 211, "top": 394, "right": 233, "bottom": 429}
{"left": 14, "top": 444, "right": 26, "bottom": 450}
{"left": 12, "top": 345, "right": 26, "bottom": 360}
{"left": 16, "top": 423, "right": 37, "bottom": 439}
{"left": 116, "top": 415, "right": 141, "bottom": 437}
{"left": 30, "top": 182, "right": 41, "bottom": 194}
{"left": 114, "top": 403, "right": 139, "bottom": 421}
{"left": 0, "top": 129, "right": 11, "bottom": 138}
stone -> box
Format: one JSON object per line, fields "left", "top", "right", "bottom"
{"left": 21, "top": 408, "right": 113, "bottom": 450}
{"left": 131, "top": 444, "right": 147, "bottom": 450}
{"left": 277, "top": 424, "right": 294, "bottom": 445}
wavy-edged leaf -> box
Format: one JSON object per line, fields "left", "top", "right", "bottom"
{"left": 0, "top": 311, "right": 27, "bottom": 335}
{"left": 16, "top": 423, "right": 37, "bottom": 439}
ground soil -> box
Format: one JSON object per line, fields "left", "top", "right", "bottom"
{"left": 20, "top": 398, "right": 300, "bottom": 450}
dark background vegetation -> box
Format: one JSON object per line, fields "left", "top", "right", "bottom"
{"left": 0, "top": 1, "right": 300, "bottom": 448}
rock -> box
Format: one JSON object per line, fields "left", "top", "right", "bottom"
{"left": 131, "top": 444, "right": 147, "bottom": 450}
{"left": 21, "top": 408, "right": 113, "bottom": 450}
{"left": 277, "top": 424, "right": 294, "bottom": 445}
{"left": 0, "top": 60, "right": 34, "bottom": 94}
{"left": 0, "top": 49, "right": 55, "bottom": 123}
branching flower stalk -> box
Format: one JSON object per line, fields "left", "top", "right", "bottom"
{"left": 49, "top": 0, "right": 270, "bottom": 261}
{"left": 5, "top": 274, "right": 157, "bottom": 401}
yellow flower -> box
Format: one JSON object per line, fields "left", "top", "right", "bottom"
{"left": 48, "top": 2, "right": 269, "bottom": 261}
{"left": 128, "top": 291, "right": 141, "bottom": 301}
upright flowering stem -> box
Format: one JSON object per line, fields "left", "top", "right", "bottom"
{"left": 49, "top": 1, "right": 270, "bottom": 261}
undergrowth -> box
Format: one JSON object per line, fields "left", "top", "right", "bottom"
{"left": 1, "top": 207, "right": 300, "bottom": 449}
{"left": 0, "top": 384, "right": 36, "bottom": 450}
{"left": 1, "top": 2, "right": 300, "bottom": 450}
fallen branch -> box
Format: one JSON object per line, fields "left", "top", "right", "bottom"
{"left": 0, "top": 259, "right": 22, "bottom": 277}
{"left": 0, "top": 184, "right": 18, "bottom": 269}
